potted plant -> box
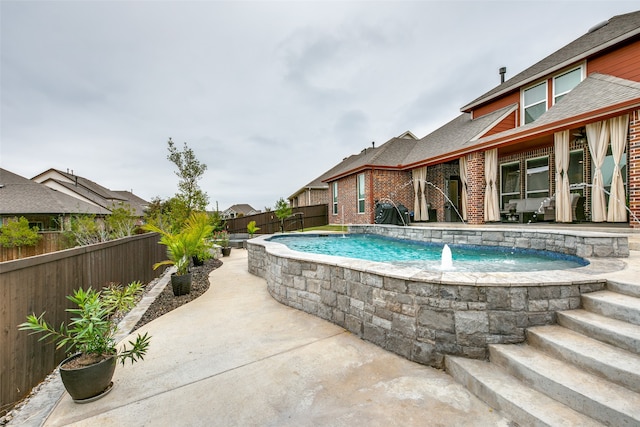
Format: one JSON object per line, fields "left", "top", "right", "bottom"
{"left": 143, "top": 212, "right": 214, "bottom": 295}
{"left": 187, "top": 212, "right": 215, "bottom": 266}
{"left": 247, "top": 220, "right": 260, "bottom": 238}
{"left": 18, "top": 282, "right": 151, "bottom": 402}
{"left": 143, "top": 223, "right": 193, "bottom": 296}
{"left": 214, "top": 230, "right": 231, "bottom": 256}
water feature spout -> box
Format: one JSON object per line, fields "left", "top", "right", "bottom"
{"left": 441, "top": 244, "right": 453, "bottom": 270}
{"left": 570, "top": 182, "right": 640, "bottom": 225}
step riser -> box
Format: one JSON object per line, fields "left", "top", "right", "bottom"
{"left": 582, "top": 294, "right": 640, "bottom": 326}
{"left": 445, "top": 357, "right": 601, "bottom": 427}
{"left": 557, "top": 312, "right": 640, "bottom": 355}
{"left": 444, "top": 358, "right": 545, "bottom": 427}
{"left": 490, "top": 346, "right": 639, "bottom": 426}
{"left": 607, "top": 281, "right": 640, "bottom": 298}
{"left": 527, "top": 329, "right": 640, "bottom": 394}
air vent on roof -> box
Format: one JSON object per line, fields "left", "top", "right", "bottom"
{"left": 588, "top": 20, "right": 609, "bottom": 33}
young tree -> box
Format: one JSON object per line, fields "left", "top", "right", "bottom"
{"left": 167, "top": 138, "right": 209, "bottom": 214}
{"left": 106, "top": 202, "right": 137, "bottom": 239}
{"left": 274, "top": 197, "right": 292, "bottom": 232}
{"left": 0, "top": 216, "right": 41, "bottom": 257}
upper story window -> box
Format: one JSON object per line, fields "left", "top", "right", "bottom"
{"left": 522, "top": 65, "right": 584, "bottom": 125}
{"left": 554, "top": 67, "right": 582, "bottom": 104}
{"left": 523, "top": 82, "right": 547, "bottom": 124}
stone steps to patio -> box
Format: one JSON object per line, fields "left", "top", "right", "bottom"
{"left": 446, "top": 282, "right": 640, "bottom": 426}
{"left": 582, "top": 290, "right": 640, "bottom": 325}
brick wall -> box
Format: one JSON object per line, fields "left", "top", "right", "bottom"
{"left": 466, "top": 152, "right": 485, "bottom": 224}
{"left": 630, "top": 109, "right": 640, "bottom": 228}
{"left": 330, "top": 170, "right": 412, "bottom": 225}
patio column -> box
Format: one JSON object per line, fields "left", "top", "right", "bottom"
{"left": 459, "top": 156, "right": 468, "bottom": 221}
{"left": 466, "top": 151, "right": 485, "bottom": 224}
{"left": 554, "top": 130, "right": 572, "bottom": 222}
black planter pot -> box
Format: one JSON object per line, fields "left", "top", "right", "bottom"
{"left": 171, "top": 272, "right": 192, "bottom": 296}
{"left": 221, "top": 247, "right": 232, "bottom": 257}
{"left": 59, "top": 353, "right": 116, "bottom": 402}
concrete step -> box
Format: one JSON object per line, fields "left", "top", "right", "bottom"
{"left": 489, "top": 344, "right": 640, "bottom": 426}
{"left": 582, "top": 290, "right": 640, "bottom": 326}
{"left": 607, "top": 280, "right": 640, "bottom": 298}
{"left": 445, "top": 356, "right": 603, "bottom": 427}
{"left": 558, "top": 310, "right": 640, "bottom": 355}
{"left": 527, "top": 325, "right": 640, "bottom": 393}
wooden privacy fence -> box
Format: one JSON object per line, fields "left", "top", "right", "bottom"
{"left": 225, "top": 204, "right": 328, "bottom": 234}
{"left": 0, "top": 232, "right": 68, "bottom": 262}
{"left": 0, "top": 233, "right": 165, "bottom": 415}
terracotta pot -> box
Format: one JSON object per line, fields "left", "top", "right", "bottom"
{"left": 171, "top": 272, "right": 192, "bottom": 296}
{"left": 59, "top": 353, "right": 116, "bottom": 402}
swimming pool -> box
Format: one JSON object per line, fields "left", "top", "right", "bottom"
{"left": 268, "top": 233, "right": 588, "bottom": 272}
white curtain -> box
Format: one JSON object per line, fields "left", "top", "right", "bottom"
{"left": 586, "top": 120, "right": 609, "bottom": 222}
{"left": 419, "top": 167, "right": 429, "bottom": 221}
{"left": 412, "top": 168, "right": 421, "bottom": 220}
{"left": 412, "top": 167, "right": 429, "bottom": 221}
{"left": 484, "top": 149, "right": 500, "bottom": 222}
{"left": 459, "top": 156, "right": 468, "bottom": 221}
{"left": 607, "top": 114, "right": 629, "bottom": 222}
{"left": 554, "top": 130, "right": 572, "bottom": 222}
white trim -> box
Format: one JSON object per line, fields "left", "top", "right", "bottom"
{"left": 553, "top": 64, "right": 586, "bottom": 105}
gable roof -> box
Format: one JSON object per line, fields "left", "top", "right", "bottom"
{"left": 466, "top": 73, "right": 640, "bottom": 150}
{"left": 462, "top": 10, "right": 640, "bottom": 112}
{"left": 323, "top": 136, "right": 419, "bottom": 182}
{"left": 224, "top": 204, "right": 258, "bottom": 215}
{"left": 32, "top": 168, "right": 147, "bottom": 214}
{"left": 0, "top": 169, "right": 110, "bottom": 215}
{"left": 402, "top": 104, "right": 518, "bottom": 167}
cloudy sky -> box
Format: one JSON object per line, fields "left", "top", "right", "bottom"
{"left": 2, "top": 1, "right": 638, "bottom": 211}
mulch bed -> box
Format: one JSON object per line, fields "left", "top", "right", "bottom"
{"left": 133, "top": 258, "right": 222, "bottom": 330}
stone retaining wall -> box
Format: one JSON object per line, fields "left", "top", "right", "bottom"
{"left": 247, "top": 230, "right": 614, "bottom": 368}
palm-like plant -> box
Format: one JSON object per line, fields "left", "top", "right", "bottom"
{"left": 19, "top": 282, "right": 151, "bottom": 367}
{"left": 143, "top": 212, "right": 213, "bottom": 275}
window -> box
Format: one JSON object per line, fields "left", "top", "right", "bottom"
{"left": 523, "top": 82, "right": 547, "bottom": 124}
{"left": 332, "top": 182, "right": 338, "bottom": 215}
{"left": 526, "top": 156, "right": 549, "bottom": 198}
{"left": 554, "top": 67, "right": 582, "bottom": 104}
{"left": 500, "top": 162, "right": 520, "bottom": 208}
{"left": 357, "top": 173, "right": 365, "bottom": 213}
{"left": 568, "top": 149, "right": 584, "bottom": 196}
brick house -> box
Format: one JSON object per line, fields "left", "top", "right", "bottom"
{"left": 323, "top": 10, "right": 640, "bottom": 228}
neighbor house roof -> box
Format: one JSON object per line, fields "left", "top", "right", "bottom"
{"left": 462, "top": 10, "right": 640, "bottom": 112}
{"left": 0, "top": 169, "right": 110, "bottom": 215}
{"left": 224, "top": 204, "right": 259, "bottom": 215}
{"left": 32, "top": 168, "right": 147, "bottom": 215}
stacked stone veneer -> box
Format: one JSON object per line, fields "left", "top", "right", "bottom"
{"left": 247, "top": 227, "right": 628, "bottom": 369}
{"left": 349, "top": 224, "right": 630, "bottom": 258}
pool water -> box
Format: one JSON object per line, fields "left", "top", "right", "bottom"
{"left": 268, "top": 233, "right": 589, "bottom": 272}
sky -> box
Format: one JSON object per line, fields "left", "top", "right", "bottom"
{"left": 2, "top": 0, "right": 638, "bottom": 211}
